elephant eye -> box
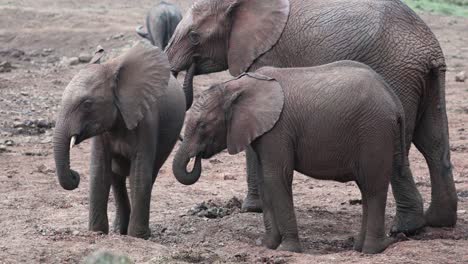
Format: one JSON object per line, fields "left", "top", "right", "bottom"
{"left": 188, "top": 31, "right": 200, "bottom": 45}
{"left": 81, "top": 99, "right": 93, "bottom": 110}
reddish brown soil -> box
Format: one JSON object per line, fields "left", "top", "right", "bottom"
{"left": 0, "top": 1, "right": 467, "bottom": 263}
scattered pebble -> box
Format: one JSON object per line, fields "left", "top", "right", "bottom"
{"left": 457, "top": 210, "right": 466, "bottom": 214}
{"left": 349, "top": 199, "right": 362, "bottom": 205}
{"left": 4, "top": 140, "right": 14, "bottom": 146}
{"left": 455, "top": 71, "right": 466, "bottom": 82}
{"left": 223, "top": 174, "right": 236, "bottom": 180}
{"left": 78, "top": 53, "right": 92, "bottom": 63}
{"left": 0, "top": 61, "right": 14, "bottom": 73}
{"left": 72, "top": 230, "right": 80, "bottom": 236}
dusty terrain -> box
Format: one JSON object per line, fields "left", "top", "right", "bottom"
{"left": 0, "top": 1, "right": 467, "bottom": 263}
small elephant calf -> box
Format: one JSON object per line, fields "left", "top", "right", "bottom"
{"left": 172, "top": 61, "right": 406, "bottom": 253}
{"left": 53, "top": 43, "right": 186, "bottom": 238}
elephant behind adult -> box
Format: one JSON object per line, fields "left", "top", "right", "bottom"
{"left": 165, "top": 0, "right": 457, "bottom": 234}
{"left": 136, "top": 1, "right": 182, "bottom": 49}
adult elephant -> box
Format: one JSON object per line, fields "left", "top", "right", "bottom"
{"left": 165, "top": 0, "right": 457, "bottom": 234}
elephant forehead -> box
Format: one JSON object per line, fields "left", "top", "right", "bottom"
{"left": 65, "top": 66, "right": 109, "bottom": 98}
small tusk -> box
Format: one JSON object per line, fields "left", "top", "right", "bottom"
{"left": 70, "top": 136, "right": 76, "bottom": 149}
{"left": 186, "top": 156, "right": 196, "bottom": 172}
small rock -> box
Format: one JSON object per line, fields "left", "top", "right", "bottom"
{"left": 455, "top": 71, "right": 466, "bottom": 82}
{"left": 112, "top": 33, "right": 124, "bottom": 39}
{"left": 0, "top": 48, "right": 25, "bottom": 58}
{"left": 223, "top": 174, "right": 236, "bottom": 180}
{"left": 457, "top": 210, "right": 466, "bottom": 214}
{"left": 4, "top": 140, "right": 14, "bottom": 146}
{"left": 0, "top": 144, "right": 7, "bottom": 152}
{"left": 68, "top": 57, "right": 80, "bottom": 66}
{"left": 84, "top": 251, "right": 133, "bottom": 264}
{"left": 72, "top": 230, "right": 80, "bottom": 236}
{"left": 78, "top": 53, "right": 92, "bottom": 63}
{"left": 20, "top": 91, "right": 29, "bottom": 96}
{"left": 349, "top": 199, "right": 362, "bottom": 205}
{"left": 0, "top": 61, "right": 14, "bottom": 73}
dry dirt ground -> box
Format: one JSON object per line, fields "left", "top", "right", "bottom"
{"left": 0, "top": 1, "right": 467, "bottom": 263}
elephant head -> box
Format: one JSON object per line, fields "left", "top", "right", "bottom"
{"left": 165, "top": 0, "right": 290, "bottom": 109}
{"left": 172, "top": 72, "right": 284, "bottom": 185}
{"left": 53, "top": 43, "right": 170, "bottom": 190}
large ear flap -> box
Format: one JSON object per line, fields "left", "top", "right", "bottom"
{"left": 108, "top": 42, "right": 170, "bottom": 130}
{"left": 227, "top": 0, "right": 290, "bottom": 76}
{"left": 225, "top": 73, "right": 284, "bottom": 154}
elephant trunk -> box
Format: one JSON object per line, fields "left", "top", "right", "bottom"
{"left": 182, "top": 63, "right": 196, "bottom": 110}
{"left": 172, "top": 144, "right": 202, "bottom": 185}
{"left": 53, "top": 120, "right": 80, "bottom": 190}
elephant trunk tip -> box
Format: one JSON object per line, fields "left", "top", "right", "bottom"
{"left": 58, "top": 169, "right": 80, "bottom": 190}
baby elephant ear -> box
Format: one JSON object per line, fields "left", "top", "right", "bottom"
{"left": 90, "top": 45, "right": 105, "bottom": 64}
{"left": 226, "top": 73, "right": 284, "bottom": 154}
{"left": 110, "top": 42, "right": 170, "bottom": 130}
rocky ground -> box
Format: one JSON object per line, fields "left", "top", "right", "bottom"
{"left": 0, "top": 0, "right": 467, "bottom": 263}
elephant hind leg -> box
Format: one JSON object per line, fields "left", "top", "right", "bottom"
{"left": 413, "top": 69, "right": 457, "bottom": 227}
{"left": 111, "top": 158, "right": 131, "bottom": 235}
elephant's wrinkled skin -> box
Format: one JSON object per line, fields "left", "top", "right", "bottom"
{"left": 136, "top": 1, "right": 182, "bottom": 49}
{"left": 173, "top": 62, "right": 406, "bottom": 253}
{"left": 53, "top": 43, "right": 185, "bottom": 238}
{"left": 165, "top": 0, "right": 457, "bottom": 234}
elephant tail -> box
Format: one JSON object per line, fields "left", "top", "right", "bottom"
{"left": 397, "top": 112, "right": 407, "bottom": 176}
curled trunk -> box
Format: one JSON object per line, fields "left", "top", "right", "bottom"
{"left": 53, "top": 121, "right": 80, "bottom": 190}
{"left": 172, "top": 144, "right": 202, "bottom": 185}
{"left": 182, "top": 63, "right": 196, "bottom": 110}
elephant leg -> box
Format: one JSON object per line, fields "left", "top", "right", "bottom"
{"left": 390, "top": 158, "right": 425, "bottom": 234}
{"left": 255, "top": 152, "right": 281, "bottom": 249}
{"left": 128, "top": 152, "right": 155, "bottom": 239}
{"left": 413, "top": 70, "right": 457, "bottom": 227}
{"left": 257, "top": 149, "right": 301, "bottom": 252}
{"left": 111, "top": 158, "right": 130, "bottom": 235}
{"left": 361, "top": 189, "right": 395, "bottom": 254}
{"left": 88, "top": 137, "right": 112, "bottom": 233}
{"left": 390, "top": 108, "right": 425, "bottom": 234}
{"left": 353, "top": 182, "right": 368, "bottom": 252}
{"left": 241, "top": 146, "right": 263, "bottom": 213}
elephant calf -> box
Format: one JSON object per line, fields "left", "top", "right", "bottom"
{"left": 53, "top": 43, "right": 186, "bottom": 238}
{"left": 172, "top": 61, "right": 406, "bottom": 253}
{"left": 135, "top": 1, "right": 182, "bottom": 49}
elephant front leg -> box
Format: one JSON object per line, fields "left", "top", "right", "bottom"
{"left": 88, "top": 137, "right": 112, "bottom": 234}
{"left": 241, "top": 147, "right": 263, "bottom": 213}
{"left": 111, "top": 158, "right": 131, "bottom": 235}
{"left": 128, "top": 153, "right": 154, "bottom": 239}
{"left": 259, "top": 153, "right": 301, "bottom": 252}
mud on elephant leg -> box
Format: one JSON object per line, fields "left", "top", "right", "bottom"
{"left": 413, "top": 70, "right": 457, "bottom": 227}
{"left": 241, "top": 147, "right": 263, "bottom": 213}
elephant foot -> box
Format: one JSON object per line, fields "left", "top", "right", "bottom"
{"left": 425, "top": 202, "right": 457, "bottom": 227}
{"left": 256, "top": 233, "right": 281, "bottom": 249}
{"left": 390, "top": 210, "right": 425, "bottom": 236}
{"left": 113, "top": 219, "right": 128, "bottom": 235}
{"left": 361, "top": 236, "right": 395, "bottom": 254}
{"left": 128, "top": 225, "right": 151, "bottom": 239}
{"left": 241, "top": 194, "right": 263, "bottom": 213}
{"left": 89, "top": 222, "right": 109, "bottom": 235}
{"left": 277, "top": 239, "right": 302, "bottom": 253}
{"left": 353, "top": 234, "right": 365, "bottom": 252}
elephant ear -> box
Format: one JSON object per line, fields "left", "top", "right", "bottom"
{"left": 227, "top": 0, "right": 290, "bottom": 76}
{"left": 225, "top": 73, "right": 284, "bottom": 154}
{"left": 110, "top": 43, "right": 170, "bottom": 130}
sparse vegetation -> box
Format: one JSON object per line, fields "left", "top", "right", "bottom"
{"left": 403, "top": 0, "right": 468, "bottom": 17}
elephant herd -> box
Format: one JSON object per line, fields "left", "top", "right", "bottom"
{"left": 53, "top": 0, "right": 458, "bottom": 254}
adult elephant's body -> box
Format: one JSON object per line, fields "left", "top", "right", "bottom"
{"left": 166, "top": 0, "right": 457, "bottom": 233}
